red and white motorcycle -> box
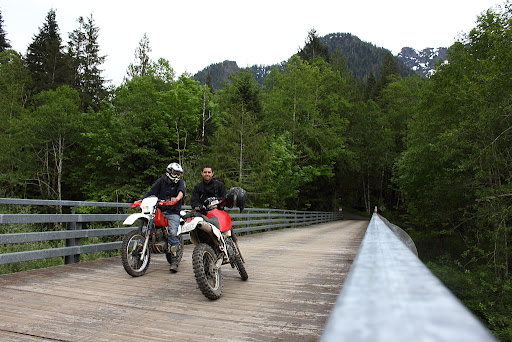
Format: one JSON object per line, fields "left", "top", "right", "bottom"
{"left": 180, "top": 187, "right": 248, "bottom": 300}
{"left": 121, "top": 196, "right": 183, "bottom": 277}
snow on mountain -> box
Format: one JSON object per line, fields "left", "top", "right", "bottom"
{"left": 396, "top": 47, "right": 448, "bottom": 76}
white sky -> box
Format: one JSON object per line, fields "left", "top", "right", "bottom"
{"left": 0, "top": 0, "right": 503, "bottom": 86}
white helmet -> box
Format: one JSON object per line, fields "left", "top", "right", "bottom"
{"left": 166, "top": 162, "right": 183, "bottom": 183}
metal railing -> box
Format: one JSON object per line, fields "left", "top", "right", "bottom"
{"left": 320, "top": 212, "right": 497, "bottom": 342}
{"left": 0, "top": 198, "right": 342, "bottom": 265}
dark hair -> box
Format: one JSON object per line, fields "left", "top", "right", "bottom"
{"left": 202, "top": 164, "right": 214, "bottom": 172}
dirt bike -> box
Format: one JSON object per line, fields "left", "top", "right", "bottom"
{"left": 180, "top": 187, "right": 248, "bottom": 300}
{"left": 121, "top": 196, "right": 184, "bottom": 277}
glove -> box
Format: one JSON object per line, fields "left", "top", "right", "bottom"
{"left": 130, "top": 200, "right": 142, "bottom": 208}
{"left": 160, "top": 199, "right": 178, "bottom": 206}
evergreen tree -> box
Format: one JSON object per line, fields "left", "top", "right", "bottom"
{"left": 298, "top": 28, "right": 330, "bottom": 63}
{"left": 67, "top": 14, "right": 107, "bottom": 111}
{"left": 364, "top": 71, "right": 376, "bottom": 101}
{"left": 126, "top": 33, "right": 152, "bottom": 79}
{"left": 25, "top": 9, "right": 72, "bottom": 93}
{"left": 0, "top": 10, "right": 11, "bottom": 52}
{"left": 372, "top": 51, "right": 400, "bottom": 100}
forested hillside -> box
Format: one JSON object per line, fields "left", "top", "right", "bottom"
{"left": 194, "top": 32, "right": 417, "bottom": 92}
{"left": 0, "top": 4, "right": 511, "bottom": 340}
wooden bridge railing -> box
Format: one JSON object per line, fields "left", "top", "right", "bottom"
{"left": 0, "top": 198, "right": 342, "bottom": 265}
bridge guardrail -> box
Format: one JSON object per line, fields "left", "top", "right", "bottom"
{"left": 0, "top": 198, "right": 342, "bottom": 265}
{"left": 320, "top": 212, "right": 497, "bottom": 342}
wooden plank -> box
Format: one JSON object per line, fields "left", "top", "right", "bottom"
{"left": 0, "top": 220, "right": 367, "bottom": 341}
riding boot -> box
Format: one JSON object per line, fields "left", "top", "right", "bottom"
{"left": 169, "top": 244, "right": 180, "bottom": 273}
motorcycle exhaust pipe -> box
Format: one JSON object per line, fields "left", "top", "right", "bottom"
{"left": 197, "top": 221, "right": 213, "bottom": 234}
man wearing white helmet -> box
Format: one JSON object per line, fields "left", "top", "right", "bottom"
{"left": 139, "top": 162, "right": 185, "bottom": 272}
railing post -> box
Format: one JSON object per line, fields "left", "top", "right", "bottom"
{"left": 65, "top": 205, "right": 81, "bottom": 264}
{"left": 246, "top": 213, "right": 251, "bottom": 235}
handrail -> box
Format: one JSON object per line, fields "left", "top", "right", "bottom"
{"left": 320, "top": 213, "right": 497, "bottom": 342}
{"left": 0, "top": 198, "right": 342, "bottom": 265}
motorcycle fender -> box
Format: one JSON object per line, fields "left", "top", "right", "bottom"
{"left": 123, "top": 213, "right": 149, "bottom": 225}
{"left": 180, "top": 217, "right": 203, "bottom": 234}
{"left": 209, "top": 224, "right": 222, "bottom": 241}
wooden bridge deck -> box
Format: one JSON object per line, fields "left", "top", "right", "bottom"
{"left": 0, "top": 219, "right": 367, "bottom": 342}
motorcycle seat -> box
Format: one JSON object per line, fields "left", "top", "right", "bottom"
{"left": 205, "top": 216, "right": 220, "bottom": 230}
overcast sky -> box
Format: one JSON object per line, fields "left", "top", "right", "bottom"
{"left": 0, "top": 0, "right": 503, "bottom": 86}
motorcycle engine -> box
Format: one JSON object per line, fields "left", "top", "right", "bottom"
{"left": 151, "top": 229, "right": 166, "bottom": 253}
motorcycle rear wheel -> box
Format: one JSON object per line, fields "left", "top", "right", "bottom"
{"left": 121, "top": 230, "right": 150, "bottom": 277}
{"left": 227, "top": 238, "right": 248, "bottom": 281}
{"left": 192, "top": 243, "right": 223, "bottom": 300}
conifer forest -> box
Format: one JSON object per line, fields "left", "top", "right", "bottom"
{"left": 0, "top": 4, "right": 511, "bottom": 340}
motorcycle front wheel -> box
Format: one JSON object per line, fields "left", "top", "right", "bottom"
{"left": 227, "top": 238, "right": 248, "bottom": 281}
{"left": 121, "top": 230, "right": 151, "bottom": 277}
{"left": 192, "top": 243, "right": 223, "bottom": 300}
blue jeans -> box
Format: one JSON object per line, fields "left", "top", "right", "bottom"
{"left": 163, "top": 213, "right": 180, "bottom": 247}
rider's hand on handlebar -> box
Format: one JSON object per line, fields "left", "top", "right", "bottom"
{"left": 159, "top": 198, "right": 178, "bottom": 206}
{"left": 130, "top": 200, "right": 142, "bottom": 208}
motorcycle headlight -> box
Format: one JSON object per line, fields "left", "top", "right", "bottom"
{"left": 142, "top": 205, "right": 150, "bottom": 213}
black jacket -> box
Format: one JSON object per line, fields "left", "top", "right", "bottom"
{"left": 142, "top": 175, "right": 186, "bottom": 214}
{"left": 190, "top": 178, "right": 226, "bottom": 209}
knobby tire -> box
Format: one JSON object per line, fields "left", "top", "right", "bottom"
{"left": 192, "top": 243, "right": 223, "bottom": 300}
{"left": 121, "top": 230, "right": 150, "bottom": 277}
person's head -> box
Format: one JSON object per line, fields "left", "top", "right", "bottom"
{"left": 201, "top": 164, "right": 214, "bottom": 183}
{"left": 166, "top": 162, "right": 183, "bottom": 183}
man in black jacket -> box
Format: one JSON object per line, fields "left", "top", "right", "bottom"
{"left": 190, "top": 164, "right": 226, "bottom": 211}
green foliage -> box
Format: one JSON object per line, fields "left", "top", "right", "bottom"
{"left": 262, "top": 55, "right": 350, "bottom": 209}
{"left": 210, "top": 70, "right": 265, "bottom": 197}
{"left": 0, "top": 50, "right": 33, "bottom": 196}
{"left": 393, "top": 4, "right": 512, "bottom": 339}
{"left": 71, "top": 74, "right": 204, "bottom": 202}
{"left": 427, "top": 255, "right": 512, "bottom": 341}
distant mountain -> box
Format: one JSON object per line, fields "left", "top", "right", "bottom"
{"left": 193, "top": 33, "right": 447, "bottom": 91}
{"left": 320, "top": 33, "right": 415, "bottom": 79}
{"left": 396, "top": 47, "right": 448, "bottom": 76}
{"left": 194, "top": 60, "right": 241, "bottom": 91}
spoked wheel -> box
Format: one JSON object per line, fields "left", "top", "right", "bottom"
{"left": 227, "top": 238, "right": 248, "bottom": 281}
{"left": 192, "top": 243, "right": 223, "bottom": 300}
{"left": 165, "top": 234, "right": 184, "bottom": 265}
{"left": 121, "top": 230, "right": 150, "bottom": 277}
